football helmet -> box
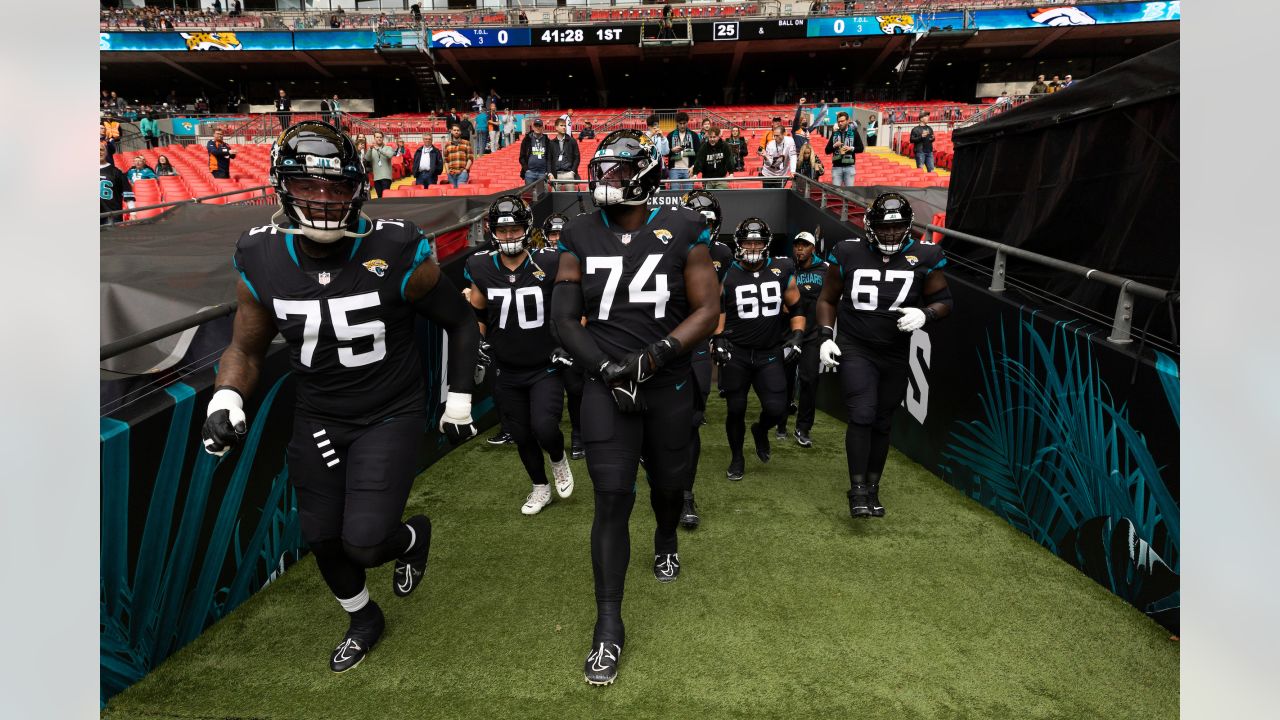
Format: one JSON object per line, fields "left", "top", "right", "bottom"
{"left": 865, "top": 192, "right": 914, "bottom": 255}
{"left": 542, "top": 212, "right": 569, "bottom": 244}
{"left": 269, "top": 120, "right": 370, "bottom": 243}
{"left": 486, "top": 195, "right": 533, "bottom": 256}
{"left": 682, "top": 189, "right": 722, "bottom": 237}
{"left": 587, "top": 129, "right": 662, "bottom": 207}
{"left": 733, "top": 217, "right": 772, "bottom": 265}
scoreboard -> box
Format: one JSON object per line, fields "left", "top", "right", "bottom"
{"left": 532, "top": 25, "right": 642, "bottom": 46}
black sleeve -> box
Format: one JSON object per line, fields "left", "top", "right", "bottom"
{"left": 413, "top": 271, "right": 479, "bottom": 394}
{"left": 519, "top": 135, "right": 529, "bottom": 170}
{"left": 792, "top": 106, "right": 803, "bottom": 133}
{"left": 854, "top": 130, "right": 865, "bottom": 154}
{"left": 824, "top": 134, "right": 836, "bottom": 156}
{"left": 551, "top": 281, "right": 607, "bottom": 373}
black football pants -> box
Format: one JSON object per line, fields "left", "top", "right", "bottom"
{"left": 581, "top": 372, "right": 692, "bottom": 613}
{"left": 287, "top": 414, "right": 423, "bottom": 601}
{"left": 719, "top": 346, "right": 788, "bottom": 459}
{"left": 838, "top": 343, "right": 910, "bottom": 487}
{"left": 495, "top": 364, "right": 566, "bottom": 484}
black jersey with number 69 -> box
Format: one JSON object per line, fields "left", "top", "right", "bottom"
{"left": 721, "top": 256, "right": 796, "bottom": 350}
{"left": 464, "top": 247, "right": 561, "bottom": 369}
{"left": 233, "top": 217, "right": 433, "bottom": 425}
{"left": 829, "top": 236, "right": 946, "bottom": 350}
{"left": 558, "top": 206, "right": 710, "bottom": 372}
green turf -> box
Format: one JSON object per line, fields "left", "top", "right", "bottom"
{"left": 104, "top": 398, "right": 1178, "bottom": 720}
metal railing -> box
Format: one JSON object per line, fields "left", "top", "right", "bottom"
{"left": 100, "top": 185, "right": 276, "bottom": 223}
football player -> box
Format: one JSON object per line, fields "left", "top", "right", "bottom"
{"left": 201, "top": 121, "right": 481, "bottom": 673}
{"left": 775, "top": 231, "right": 829, "bottom": 448}
{"left": 465, "top": 197, "right": 574, "bottom": 514}
{"left": 816, "top": 192, "right": 952, "bottom": 518}
{"left": 678, "top": 190, "right": 734, "bottom": 529}
{"left": 551, "top": 129, "right": 719, "bottom": 685}
{"left": 714, "top": 218, "right": 805, "bottom": 481}
{"left": 541, "top": 212, "right": 585, "bottom": 459}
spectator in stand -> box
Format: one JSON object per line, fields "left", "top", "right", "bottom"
{"left": 470, "top": 91, "right": 485, "bottom": 115}
{"left": 411, "top": 3, "right": 422, "bottom": 24}
{"left": 155, "top": 155, "right": 178, "bottom": 177}
{"left": 519, "top": 118, "right": 549, "bottom": 185}
{"left": 698, "top": 118, "right": 711, "bottom": 144}
{"left": 365, "top": 131, "right": 396, "bottom": 199}
{"left": 444, "top": 123, "right": 474, "bottom": 188}
{"left": 274, "top": 88, "right": 291, "bottom": 131}
{"left": 644, "top": 114, "right": 671, "bottom": 162}
{"left": 666, "top": 111, "right": 700, "bottom": 191}
{"left": 412, "top": 134, "right": 444, "bottom": 188}
{"left": 207, "top": 128, "right": 236, "bottom": 179}
{"left": 548, "top": 117, "right": 580, "bottom": 188}
{"left": 100, "top": 142, "right": 134, "bottom": 226}
{"left": 825, "top": 111, "right": 863, "bottom": 187}
{"left": 195, "top": 93, "right": 211, "bottom": 114}
{"left": 444, "top": 106, "right": 464, "bottom": 131}
{"left": 726, "top": 125, "right": 747, "bottom": 173}
{"left": 475, "top": 107, "right": 489, "bottom": 158}
{"left": 1030, "top": 74, "right": 1049, "bottom": 95}
{"left": 559, "top": 108, "right": 575, "bottom": 137}
{"left": 1048, "top": 75, "right": 1062, "bottom": 93}
{"left": 456, "top": 111, "right": 475, "bottom": 152}
{"left": 1060, "top": 74, "right": 1074, "bottom": 89}
{"left": 225, "top": 91, "right": 242, "bottom": 113}
{"left": 488, "top": 88, "right": 502, "bottom": 111}
{"left": 659, "top": 1, "right": 675, "bottom": 39}
{"left": 329, "top": 13, "right": 341, "bottom": 28}
{"left": 111, "top": 91, "right": 126, "bottom": 114}
{"left": 100, "top": 127, "right": 118, "bottom": 168}
{"left": 760, "top": 117, "right": 797, "bottom": 189}
{"left": 795, "top": 143, "right": 824, "bottom": 182}
{"left": 578, "top": 121, "right": 596, "bottom": 141}
{"left": 212, "top": 0, "right": 222, "bottom": 15}
{"left": 910, "top": 112, "right": 936, "bottom": 174}
{"left": 231, "top": 1, "right": 241, "bottom": 18}
{"left": 693, "top": 125, "right": 734, "bottom": 190}
{"left": 502, "top": 109, "right": 517, "bottom": 148}
{"left": 127, "top": 156, "right": 158, "bottom": 184}
{"left": 136, "top": 112, "right": 158, "bottom": 149}
{"left": 865, "top": 114, "right": 878, "bottom": 147}
{"left": 995, "top": 91, "right": 1013, "bottom": 112}
{"left": 487, "top": 104, "right": 500, "bottom": 151}
{"left": 329, "top": 94, "right": 343, "bottom": 128}
{"left": 100, "top": 89, "right": 112, "bottom": 112}
{"left": 519, "top": 10, "right": 528, "bottom": 25}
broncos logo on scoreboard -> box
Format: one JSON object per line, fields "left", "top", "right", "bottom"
{"left": 1028, "top": 6, "right": 1097, "bottom": 26}
{"left": 432, "top": 30, "right": 472, "bottom": 47}
{"left": 180, "top": 32, "right": 243, "bottom": 51}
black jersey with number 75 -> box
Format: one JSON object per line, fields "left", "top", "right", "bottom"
{"left": 828, "top": 236, "right": 946, "bottom": 350}
{"left": 557, "top": 206, "right": 711, "bottom": 371}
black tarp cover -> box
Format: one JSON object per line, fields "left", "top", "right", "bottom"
{"left": 945, "top": 41, "right": 1179, "bottom": 325}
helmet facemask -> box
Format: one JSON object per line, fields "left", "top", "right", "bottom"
{"left": 589, "top": 157, "right": 656, "bottom": 206}
{"left": 738, "top": 236, "right": 768, "bottom": 265}
{"left": 868, "top": 220, "right": 911, "bottom": 255}
{"left": 280, "top": 175, "right": 362, "bottom": 243}
{"left": 490, "top": 217, "right": 530, "bottom": 256}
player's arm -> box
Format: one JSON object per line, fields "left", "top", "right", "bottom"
{"left": 815, "top": 263, "right": 845, "bottom": 368}
{"left": 405, "top": 258, "right": 481, "bottom": 443}
{"left": 203, "top": 279, "right": 275, "bottom": 456}
{"left": 468, "top": 281, "right": 488, "bottom": 336}
{"left": 550, "top": 251, "right": 609, "bottom": 372}
{"left": 897, "top": 267, "right": 954, "bottom": 333}
{"left": 672, "top": 243, "right": 720, "bottom": 353}
{"left": 784, "top": 276, "right": 805, "bottom": 332}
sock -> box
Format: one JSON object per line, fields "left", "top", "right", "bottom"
{"left": 726, "top": 411, "right": 746, "bottom": 458}
{"left": 867, "top": 428, "right": 892, "bottom": 477}
{"left": 846, "top": 423, "right": 871, "bottom": 490}
{"left": 650, "top": 486, "right": 681, "bottom": 555}
{"left": 336, "top": 585, "right": 369, "bottom": 613}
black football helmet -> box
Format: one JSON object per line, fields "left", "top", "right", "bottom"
{"left": 733, "top": 217, "right": 771, "bottom": 265}
{"left": 487, "top": 195, "right": 533, "bottom": 256}
{"left": 542, "top": 212, "right": 569, "bottom": 238}
{"left": 587, "top": 129, "right": 662, "bottom": 207}
{"left": 269, "top": 120, "right": 369, "bottom": 243}
{"left": 682, "top": 190, "right": 722, "bottom": 237}
{"left": 865, "top": 192, "right": 913, "bottom": 255}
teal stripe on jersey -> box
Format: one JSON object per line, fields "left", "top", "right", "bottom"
{"left": 557, "top": 240, "right": 577, "bottom": 258}
{"left": 400, "top": 236, "right": 434, "bottom": 300}
{"left": 231, "top": 254, "right": 259, "bottom": 301}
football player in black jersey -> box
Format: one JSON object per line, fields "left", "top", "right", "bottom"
{"left": 775, "top": 231, "right": 829, "bottom": 448}
{"left": 714, "top": 218, "right": 806, "bottom": 481}
{"left": 465, "top": 197, "right": 575, "bottom": 514}
{"left": 200, "top": 121, "right": 481, "bottom": 673}
{"left": 541, "top": 212, "right": 585, "bottom": 459}
{"left": 677, "top": 190, "right": 735, "bottom": 529}
{"left": 816, "top": 192, "right": 952, "bottom": 518}
{"left": 550, "top": 130, "right": 719, "bottom": 685}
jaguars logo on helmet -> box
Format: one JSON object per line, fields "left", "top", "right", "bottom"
{"left": 269, "top": 120, "right": 371, "bottom": 244}
{"left": 733, "top": 217, "right": 772, "bottom": 264}
{"left": 587, "top": 129, "right": 662, "bottom": 207}
{"left": 487, "top": 195, "right": 534, "bottom": 256}
{"left": 682, "top": 190, "right": 722, "bottom": 237}
{"left": 864, "top": 192, "right": 914, "bottom": 255}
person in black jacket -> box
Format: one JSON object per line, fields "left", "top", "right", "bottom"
{"left": 274, "top": 89, "right": 292, "bottom": 131}
{"left": 577, "top": 121, "right": 596, "bottom": 141}
{"left": 519, "top": 118, "right": 550, "bottom": 184}
{"left": 825, "top": 111, "right": 864, "bottom": 187}
{"left": 693, "top": 125, "right": 735, "bottom": 189}
{"left": 547, "top": 117, "right": 580, "bottom": 189}
{"left": 412, "top": 135, "right": 444, "bottom": 187}
{"left": 909, "top": 112, "right": 936, "bottom": 173}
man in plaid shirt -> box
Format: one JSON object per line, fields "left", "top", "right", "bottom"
{"left": 445, "top": 123, "right": 474, "bottom": 188}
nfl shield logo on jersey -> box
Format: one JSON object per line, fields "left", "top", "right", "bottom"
{"left": 620, "top": 233, "right": 632, "bottom": 245}
{"left": 508, "top": 274, "right": 517, "bottom": 283}
{"left": 318, "top": 271, "right": 331, "bottom": 285}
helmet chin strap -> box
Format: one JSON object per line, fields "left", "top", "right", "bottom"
{"left": 271, "top": 208, "right": 374, "bottom": 244}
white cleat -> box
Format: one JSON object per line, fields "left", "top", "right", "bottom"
{"left": 521, "top": 483, "right": 554, "bottom": 515}
{"left": 551, "top": 455, "right": 575, "bottom": 498}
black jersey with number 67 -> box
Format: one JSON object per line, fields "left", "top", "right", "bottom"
{"left": 464, "top": 247, "right": 561, "bottom": 369}
{"left": 829, "top": 236, "right": 946, "bottom": 350}
{"left": 233, "top": 217, "right": 433, "bottom": 425}
{"left": 721, "top": 256, "right": 796, "bottom": 350}
{"left": 558, "top": 206, "right": 711, "bottom": 373}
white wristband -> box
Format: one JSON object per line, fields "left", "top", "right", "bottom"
{"left": 208, "top": 388, "right": 244, "bottom": 417}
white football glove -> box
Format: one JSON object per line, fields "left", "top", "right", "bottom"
{"left": 439, "top": 391, "right": 477, "bottom": 445}
{"left": 202, "top": 388, "right": 247, "bottom": 457}
{"left": 896, "top": 307, "right": 927, "bottom": 332}
{"left": 819, "top": 339, "right": 842, "bottom": 369}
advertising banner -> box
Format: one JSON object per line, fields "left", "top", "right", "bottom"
{"left": 100, "top": 31, "right": 294, "bottom": 51}
{"left": 973, "top": 2, "right": 1180, "bottom": 30}
{"left": 291, "top": 29, "right": 378, "bottom": 50}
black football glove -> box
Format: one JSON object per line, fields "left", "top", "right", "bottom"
{"left": 598, "top": 360, "right": 646, "bottom": 414}
{"left": 781, "top": 329, "right": 805, "bottom": 364}
{"left": 477, "top": 339, "right": 493, "bottom": 367}
{"left": 711, "top": 335, "right": 733, "bottom": 367}
{"left": 550, "top": 347, "right": 575, "bottom": 369}
{"left": 439, "top": 392, "right": 478, "bottom": 445}
{"left": 202, "top": 388, "right": 247, "bottom": 457}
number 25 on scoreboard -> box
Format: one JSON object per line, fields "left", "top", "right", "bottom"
{"left": 713, "top": 21, "right": 739, "bottom": 41}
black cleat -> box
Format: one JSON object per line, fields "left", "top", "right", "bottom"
{"left": 775, "top": 425, "right": 787, "bottom": 442}
{"left": 750, "top": 422, "right": 771, "bottom": 463}
{"left": 868, "top": 484, "right": 885, "bottom": 517}
{"left": 487, "top": 431, "right": 513, "bottom": 445}
{"left": 794, "top": 429, "right": 813, "bottom": 448}
{"left": 653, "top": 553, "right": 680, "bottom": 582}
{"left": 585, "top": 639, "right": 623, "bottom": 686}
{"left": 571, "top": 431, "right": 585, "bottom": 460}
{"left": 727, "top": 455, "right": 745, "bottom": 481}
{"left": 680, "top": 497, "right": 700, "bottom": 530}
{"left": 393, "top": 515, "right": 431, "bottom": 598}
{"left": 848, "top": 485, "right": 873, "bottom": 519}
{"left": 330, "top": 602, "right": 385, "bottom": 673}
{"left": 787, "top": 401, "right": 798, "bottom": 416}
